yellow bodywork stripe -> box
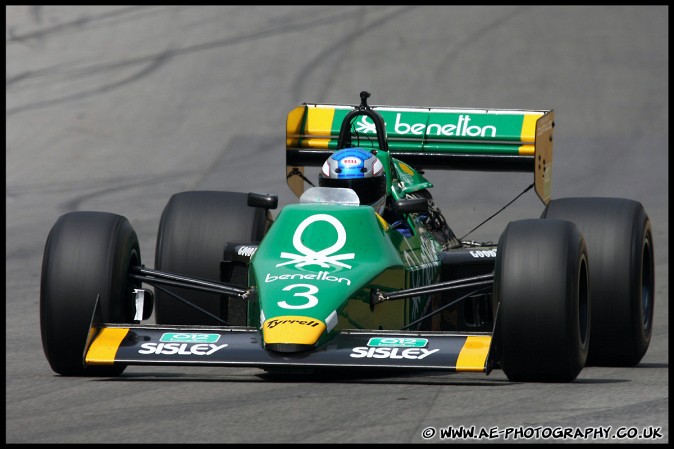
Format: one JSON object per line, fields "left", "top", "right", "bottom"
{"left": 85, "top": 328, "right": 129, "bottom": 365}
{"left": 301, "top": 137, "right": 332, "bottom": 149}
{"left": 398, "top": 162, "right": 415, "bottom": 175}
{"left": 456, "top": 335, "right": 492, "bottom": 372}
{"left": 298, "top": 107, "right": 337, "bottom": 149}
{"left": 286, "top": 106, "right": 306, "bottom": 147}
{"left": 375, "top": 213, "right": 390, "bottom": 231}
{"left": 518, "top": 113, "right": 542, "bottom": 155}
{"left": 305, "top": 107, "right": 336, "bottom": 137}
{"left": 288, "top": 106, "right": 336, "bottom": 150}
{"left": 517, "top": 143, "right": 535, "bottom": 155}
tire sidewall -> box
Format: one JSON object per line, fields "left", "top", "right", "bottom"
{"left": 154, "top": 191, "right": 267, "bottom": 325}
{"left": 495, "top": 219, "right": 589, "bottom": 382}
{"left": 542, "top": 197, "right": 654, "bottom": 366}
{"left": 40, "top": 212, "right": 140, "bottom": 376}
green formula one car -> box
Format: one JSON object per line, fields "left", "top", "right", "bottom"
{"left": 40, "top": 92, "right": 655, "bottom": 382}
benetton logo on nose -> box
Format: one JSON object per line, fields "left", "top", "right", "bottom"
{"left": 276, "top": 214, "right": 355, "bottom": 269}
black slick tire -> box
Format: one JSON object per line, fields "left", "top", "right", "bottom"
{"left": 542, "top": 197, "right": 654, "bottom": 366}
{"left": 40, "top": 212, "right": 141, "bottom": 376}
{"left": 495, "top": 219, "right": 590, "bottom": 382}
{"left": 154, "top": 191, "right": 267, "bottom": 325}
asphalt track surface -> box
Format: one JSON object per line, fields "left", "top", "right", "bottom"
{"left": 6, "top": 6, "right": 668, "bottom": 444}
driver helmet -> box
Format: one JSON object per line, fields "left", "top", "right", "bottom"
{"left": 319, "top": 148, "right": 386, "bottom": 214}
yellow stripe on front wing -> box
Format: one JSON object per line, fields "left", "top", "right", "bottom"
{"left": 456, "top": 336, "right": 492, "bottom": 372}
{"left": 85, "top": 328, "right": 129, "bottom": 365}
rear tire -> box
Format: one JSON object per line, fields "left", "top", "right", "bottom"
{"left": 495, "top": 219, "right": 590, "bottom": 382}
{"left": 154, "top": 191, "right": 268, "bottom": 325}
{"left": 542, "top": 197, "right": 654, "bottom": 366}
{"left": 40, "top": 212, "right": 141, "bottom": 376}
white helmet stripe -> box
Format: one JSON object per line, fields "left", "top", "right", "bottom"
{"left": 372, "top": 158, "right": 383, "bottom": 175}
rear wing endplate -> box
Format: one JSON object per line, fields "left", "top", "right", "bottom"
{"left": 286, "top": 103, "right": 554, "bottom": 204}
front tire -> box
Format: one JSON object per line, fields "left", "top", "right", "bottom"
{"left": 542, "top": 197, "right": 654, "bottom": 366}
{"left": 494, "top": 219, "right": 590, "bottom": 382}
{"left": 40, "top": 212, "right": 141, "bottom": 376}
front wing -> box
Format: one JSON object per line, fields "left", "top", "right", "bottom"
{"left": 85, "top": 325, "right": 494, "bottom": 373}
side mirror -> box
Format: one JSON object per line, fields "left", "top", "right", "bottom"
{"left": 248, "top": 192, "right": 278, "bottom": 210}
{"left": 394, "top": 198, "right": 428, "bottom": 214}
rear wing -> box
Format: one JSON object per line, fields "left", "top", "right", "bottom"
{"left": 286, "top": 103, "right": 554, "bottom": 204}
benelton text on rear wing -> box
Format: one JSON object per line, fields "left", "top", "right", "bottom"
{"left": 286, "top": 103, "right": 554, "bottom": 204}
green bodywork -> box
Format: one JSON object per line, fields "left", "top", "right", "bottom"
{"left": 247, "top": 188, "right": 442, "bottom": 345}
{"left": 250, "top": 101, "right": 553, "bottom": 346}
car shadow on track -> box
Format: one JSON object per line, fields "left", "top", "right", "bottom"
{"left": 91, "top": 366, "right": 642, "bottom": 386}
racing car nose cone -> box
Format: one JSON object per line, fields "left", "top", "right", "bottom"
{"left": 262, "top": 316, "right": 326, "bottom": 352}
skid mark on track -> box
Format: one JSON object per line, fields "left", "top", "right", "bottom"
{"left": 289, "top": 6, "right": 417, "bottom": 101}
